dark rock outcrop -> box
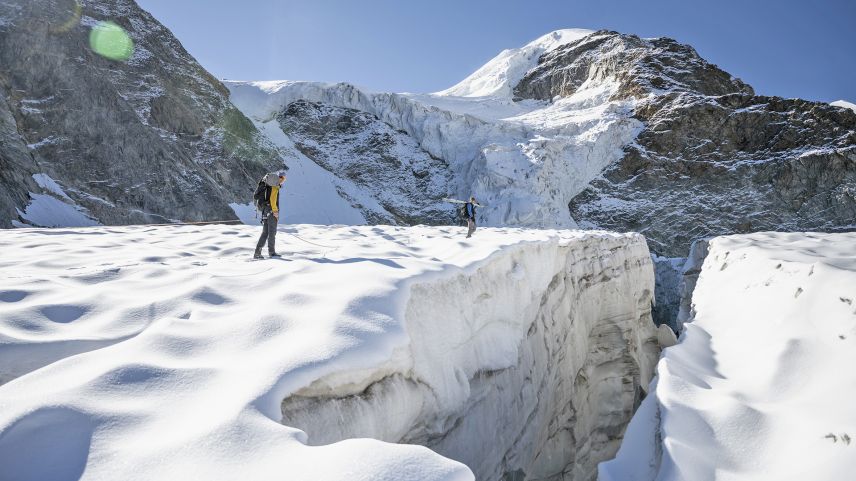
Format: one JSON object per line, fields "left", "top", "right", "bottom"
{"left": 0, "top": 0, "right": 281, "bottom": 227}
{"left": 514, "top": 30, "right": 753, "bottom": 102}
{"left": 0, "top": 83, "right": 40, "bottom": 226}
{"left": 572, "top": 93, "right": 856, "bottom": 257}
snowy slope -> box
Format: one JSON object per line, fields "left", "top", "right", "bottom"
{"left": 0, "top": 224, "right": 657, "bottom": 480}
{"left": 600, "top": 232, "right": 856, "bottom": 481}
{"left": 13, "top": 174, "right": 101, "bottom": 228}
{"left": 435, "top": 29, "right": 594, "bottom": 98}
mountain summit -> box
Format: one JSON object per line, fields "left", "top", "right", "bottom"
{"left": 435, "top": 28, "right": 595, "bottom": 98}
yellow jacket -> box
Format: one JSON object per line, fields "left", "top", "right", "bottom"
{"left": 269, "top": 185, "right": 280, "bottom": 213}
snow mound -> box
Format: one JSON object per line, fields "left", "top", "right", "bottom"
{"left": 0, "top": 224, "right": 653, "bottom": 480}
{"left": 600, "top": 232, "right": 856, "bottom": 481}
{"left": 435, "top": 29, "right": 595, "bottom": 98}
{"left": 831, "top": 99, "right": 856, "bottom": 113}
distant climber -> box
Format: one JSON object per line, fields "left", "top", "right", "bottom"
{"left": 443, "top": 196, "right": 483, "bottom": 238}
{"left": 464, "top": 196, "right": 479, "bottom": 238}
{"left": 253, "top": 172, "right": 286, "bottom": 259}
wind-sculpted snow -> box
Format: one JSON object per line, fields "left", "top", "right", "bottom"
{"left": 600, "top": 232, "right": 856, "bottom": 481}
{"left": 0, "top": 224, "right": 657, "bottom": 480}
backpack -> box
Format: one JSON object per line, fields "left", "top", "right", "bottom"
{"left": 458, "top": 203, "right": 469, "bottom": 224}
{"left": 253, "top": 173, "right": 281, "bottom": 211}
{"left": 253, "top": 180, "right": 271, "bottom": 211}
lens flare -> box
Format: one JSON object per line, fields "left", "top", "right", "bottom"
{"left": 89, "top": 21, "right": 134, "bottom": 62}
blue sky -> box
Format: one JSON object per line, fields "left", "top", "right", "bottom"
{"left": 136, "top": 0, "right": 855, "bottom": 102}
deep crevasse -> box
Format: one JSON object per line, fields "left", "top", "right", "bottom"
{"left": 281, "top": 231, "right": 659, "bottom": 480}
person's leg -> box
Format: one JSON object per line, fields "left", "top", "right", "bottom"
{"left": 467, "top": 218, "right": 475, "bottom": 238}
{"left": 255, "top": 213, "right": 269, "bottom": 255}
{"left": 267, "top": 215, "right": 278, "bottom": 255}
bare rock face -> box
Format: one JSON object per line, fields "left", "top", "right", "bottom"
{"left": 521, "top": 31, "right": 856, "bottom": 257}
{"left": 0, "top": 85, "right": 40, "bottom": 227}
{"left": 514, "top": 30, "right": 753, "bottom": 102}
{"left": 277, "top": 100, "right": 453, "bottom": 225}
{"left": 572, "top": 93, "right": 856, "bottom": 257}
{"left": 0, "top": 0, "right": 281, "bottom": 226}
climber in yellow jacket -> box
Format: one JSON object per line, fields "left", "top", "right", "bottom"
{"left": 253, "top": 172, "right": 285, "bottom": 259}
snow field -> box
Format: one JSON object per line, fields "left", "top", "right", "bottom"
{"left": 600, "top": 232, "right": 856, "bottom": 481}
{"left": 0, "top": 224, "right": 655, "bottom": 480}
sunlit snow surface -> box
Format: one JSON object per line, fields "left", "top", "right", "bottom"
{"left": 0, "top": 223, "right": 626, "bottom": 480}
{"left": 600, "top": 232, "right": 856, "bottom": 481}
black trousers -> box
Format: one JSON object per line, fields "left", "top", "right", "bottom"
{"left": 255, "top": 211, "right": 278, "bottom": 254}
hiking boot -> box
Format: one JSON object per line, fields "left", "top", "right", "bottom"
{"left": 269, "top": 252, "right": 282, "bottom": 258}
{"left": 253, "top": 252, "right": 264, "bottom": 259}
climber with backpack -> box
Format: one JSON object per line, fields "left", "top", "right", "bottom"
{"left": 443, "top": 196, "right": 483, "bottom": 238}
{"left": 464, "top": 196, "right": 478, "bottom": 238}
{"left": 253, "top": 172, "right": 285, "bottom": 259}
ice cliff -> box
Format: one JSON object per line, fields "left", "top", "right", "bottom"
{"left": 0, "top": 225, "right": 658, "bottom": 481}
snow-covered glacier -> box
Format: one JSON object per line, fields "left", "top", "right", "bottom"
{"left": 225, "top": 29, "right": 643, "bottom": 229}
{"left": 600, "top": 232, "right": 856, "bottom": 481}
{"left": 0, "top": 224, "right": 658, "bottom": 480}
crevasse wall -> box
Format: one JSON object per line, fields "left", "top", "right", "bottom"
{"left": 281, "top": 233, "right": 659, "bottom": 481}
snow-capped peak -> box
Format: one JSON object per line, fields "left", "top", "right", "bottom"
{"left": 831, "top": 99, "right": 856, "bottom": 113}
{"left": 435, "top": 28, "right": 594, "bottom": 98}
